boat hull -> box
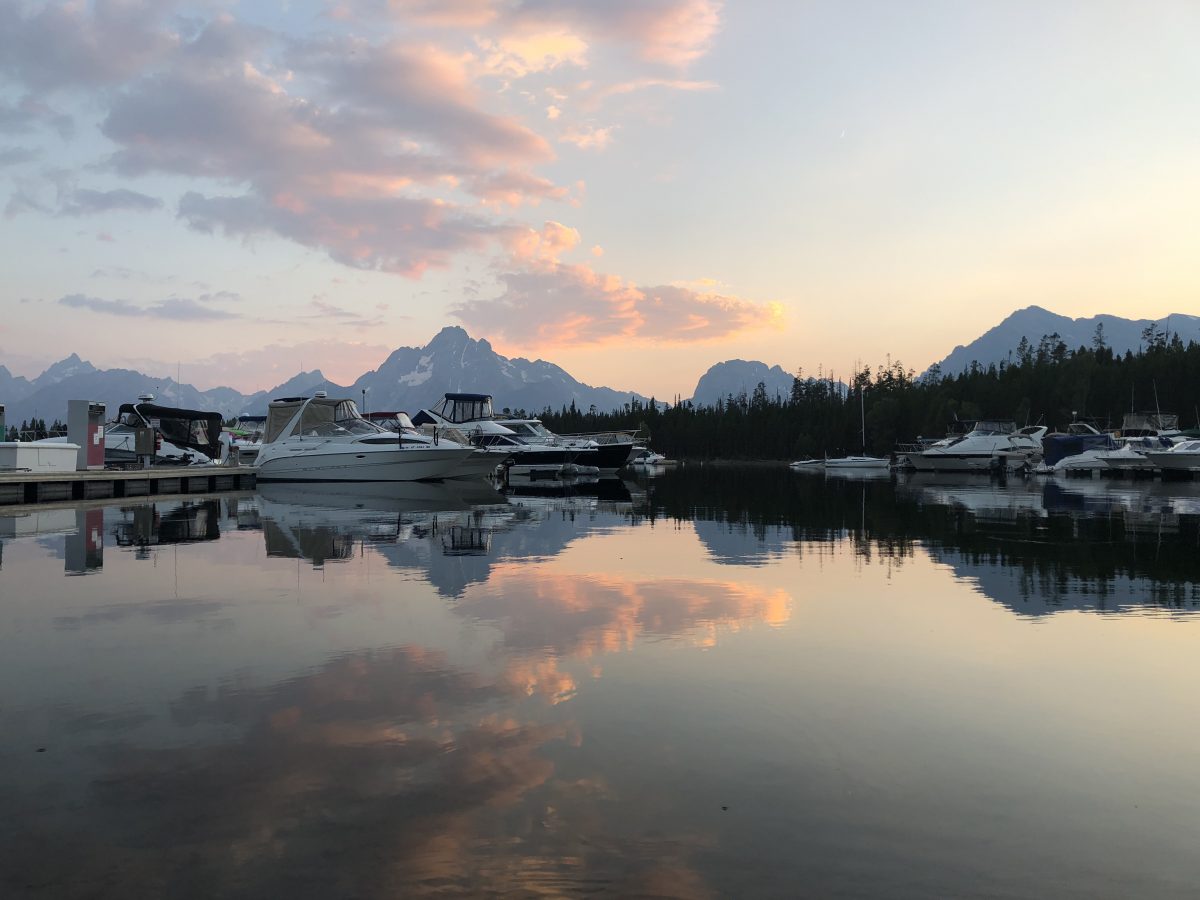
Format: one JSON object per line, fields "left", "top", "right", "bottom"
{"left": 824, "top": 456, "right": 890, "bottom": 469}
{"left": 446, "top": 450, "right": 507, "bottom": 479}
{"left": 255, "top": 446, "right": 473, "bottom": 482}
{"left": 1145, "top": 451, "right": 1200, "bottom": 472}
{"left": 580, "top": 440, "right": 637, "bottom": 474}
{"left": 908, "top": 452, "right": 1022, "bottom": 473}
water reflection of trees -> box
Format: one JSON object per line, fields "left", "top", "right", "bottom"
{"left": 645, "top": 468, "right": 1200, "bottom": 611}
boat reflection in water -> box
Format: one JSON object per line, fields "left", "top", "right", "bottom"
{"left": 256, "top": 479, "right": 511, "bottom": 567}
{"left": 5, "top": 469, "right": 1200, "bottom": 897}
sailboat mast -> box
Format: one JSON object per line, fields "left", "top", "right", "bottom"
{"left": 860, "top": 388, "right": 866, "bottom": 454}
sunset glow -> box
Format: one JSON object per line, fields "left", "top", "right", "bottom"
{"left": 1, "top": 1, "right": 1196, "bottom": 395}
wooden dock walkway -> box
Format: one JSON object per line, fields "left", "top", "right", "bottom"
{"left": 0, "top": 467, "right": 257, "bottom": 506}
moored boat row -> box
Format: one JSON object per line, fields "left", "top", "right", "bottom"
{"left": 790, "top": 411, "right": 1200, "bottom": 478}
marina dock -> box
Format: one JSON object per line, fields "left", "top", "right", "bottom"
{"left": 0, "top": 467, "right": 257, "bottom": 506}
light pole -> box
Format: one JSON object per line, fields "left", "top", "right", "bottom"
{"left": 361, "top": 387, "right": 369, "bottom": 415}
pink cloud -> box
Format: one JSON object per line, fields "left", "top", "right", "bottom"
{"left": 330, "top": 0, "right": 723, "bottom": 69}
{"left": 506, "top": 220, "right": 581, "bottom": 265}
{"left": 560, "top": 123, "right": 615, "bottom": 150}
{"left": 334, "top": 0, "right": 500, "bottom": 28}
{"left": 511, "top": 0, "right": 723, "bottom": 68}
{"left": 94, "top": 19, "right": 565, "bottom": 274}
{"left": 452, "top": 261, "right": 779, "bottom": 347}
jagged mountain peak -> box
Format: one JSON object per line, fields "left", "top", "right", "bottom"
{"left": 934, "top": 308, "right": 1200, "bottom": 375}
{"left": 690, "top": 359, "right": 794, "bottom": 407}
{"left": 34, "top": 353, "right": 98, "bottom": 387}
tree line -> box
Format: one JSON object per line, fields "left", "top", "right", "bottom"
{"left": 4, "top": 419, "right": 66, "bottom": 441}
{"left": 541, "top": 324, "right": 1200, "bottom": 460}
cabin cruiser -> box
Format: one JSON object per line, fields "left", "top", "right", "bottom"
{"left": 224, "top": 414, "right": 266, "bottom": 464}
{"left": 38, "top": 395, "right": 224, "bottom": 466}
{"left": 497, "top": 416, "right": 637, "bottom": 474}
{"left": 253, "top": 393, "right": 474, "bottom": 482}
{"left": 1115, "top": 412, "right": 1182, "bottom": 443}
{"left": 414, "top": 393, "right": 638, "bottom": 475}
{"left": 412, "top": 393, "right": 600, "bottom": 476}
{"left": 364, "top": 410, "right": 506, "bottom": 479}
{"left": 906, "top": 421, "right": 1047, "bottom": 473}
{"left": 1145, "top": 439, "right": 1200, "bottom": 473}
{"left": 1096, "top": 413, "right": 1181, "bottom": 473}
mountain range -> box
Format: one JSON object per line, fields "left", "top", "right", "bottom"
{"left": 3, "top": 309, "right": 1197, "bottom": 427}
{"left": 0, "top": 328, "right": 651, "bottom": 426}
{"left": 689, "top": 360, "right": 795, "bottom": 407}
{"left": 933, "top": 306, "right": 1200, "bottom": 375}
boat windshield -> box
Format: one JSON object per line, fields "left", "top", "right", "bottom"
{"left": 365, "top": 412, "right": 417, "bottom": 433}
{"left": 971, "top": 421, "right": 1016, "bottom": 435}
{"left": 291, "top": 399, "right": 385, "bottom": 438}
{"left": 115, "top": 408, "right": 148, "bottom": 428}
{"left": 229, "top": 417, "right": 266, "bottom": 442}
{"left": 433, "top": 395, "right": 494, "bottom": 423}
{"left": 506, "top": 420, "right": 555, "bottom": 439}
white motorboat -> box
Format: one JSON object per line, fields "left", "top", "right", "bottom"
{"left": 1097, "top": 440, "right": 1161, "bottom": 473}
{"left": 253, "top": 393, "right": 474, "bottom": 482}
{"left": 1145, "top": 439, "right": 1200, "bottom": 473}
{"left": 824, "top": 455, "right": 890, "bottom": 470}
{"left": 365, "top": 410, "right": 506, "bottom": 478}
{"left": 224, "top": 414, "right": 266, "bottom": 464}
{"left": 413, "top": 392, "right": 639, "bottom": 474}
{"left": 789, "top": 458, "right": 824, "bottom": 470}
{"left": 907, "top": 421, "right": 1047, "bottom": 473}
{"left": 824, "top": 389, "right": 890, "bottom": 470}
{"left": 495, "top": 416, "right": 636, "bottom": 474}
{"left": 1096, "top": 413, "right": 1182, "bottom": 473}
{"left": 413, "top": 393, "right": 599, "bottom": 475}
{"left": 628, "top": 448, "right": 676, "bottom": 467}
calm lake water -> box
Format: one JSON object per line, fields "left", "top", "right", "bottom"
{"left": 3, "top": 467, "right": 1200, "bottom": 898}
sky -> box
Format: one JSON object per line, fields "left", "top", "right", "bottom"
{"left": 1, "top": 0, "right": 1198, "bottom": 397}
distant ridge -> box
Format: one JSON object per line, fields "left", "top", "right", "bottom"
{"left": 1, "top": 327, "right": 648, "bottom": 425}
{"left": 690, "top": 360, "right": 794, "bottom": 408}
{"left": 933, "top": 306, "right": 1200, "bottom": 375}
{"left": 347, "top": 326, "right": 647, "bottom": 416}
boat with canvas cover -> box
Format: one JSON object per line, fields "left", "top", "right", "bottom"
{"left": 39, "top": 394, "right": 224, "bottom": 467}
{"left": 907, "top": 421, "right": 1047, "bottom": 473}
{"left": 253, "top": 394, "right": 474, "bottom": 482}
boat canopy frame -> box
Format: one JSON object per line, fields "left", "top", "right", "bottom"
{"left": 116, "top": 402, "right": 223, "bottom": 460}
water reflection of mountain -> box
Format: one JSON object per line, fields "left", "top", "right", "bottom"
{"left": 381, "top": 490, "right": 645, "bottom": 599}
{"left": 5, "top": 468, "right": 1199, "bottom": 616}
{"left": 648, "top": 468, "right": 1200, "bottom": 616}
{"left": 692, "top": 520, "right": 796, "bottom": 567}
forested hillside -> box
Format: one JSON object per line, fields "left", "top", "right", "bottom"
{"left": 543, "top": 326, "right": 1200, "bottom": 460}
